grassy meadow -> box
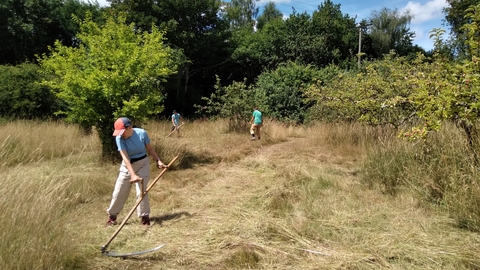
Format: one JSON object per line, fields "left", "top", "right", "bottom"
{"left": 1, "top": 119, "right": 479, "bottom": 269}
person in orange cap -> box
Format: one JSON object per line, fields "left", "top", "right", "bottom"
{"left": 106, "top": 117, "right": 167, "bottom": 226}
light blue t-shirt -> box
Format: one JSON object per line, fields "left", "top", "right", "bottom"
{"left": 115, "top": 128, "right": 150, "bottom": 159}
{"left": 252, "top": 110, "right": 262, "bottom": 125}
{"left": 172, "top": 113, "right": 181, "bottom": 125}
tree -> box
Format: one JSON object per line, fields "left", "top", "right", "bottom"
{"left": 223, "top": 0, "right": 259, "bottom": 29}
{"left": 39, "top": 13, "right": 176, "bottom": 157}
{"left": 109, "top": 0, "right": 232, "bottom": 116}
{"left": 409, "top": 4, "right": 480, "bottom": 161}
{"left": 311, "top": 0, "right": 358, "bottom": 67}
{"left": 444, "top": 0, "right": 480, "bottom": 57}
{"left": 256, "top": 1, "right": 282, "bottom": 30}
{"left": 0, "top": 0, "right": 103, "bottom": 65}
{"left": 305, "top": 53, "right": 417, "bottom": 127}
{"left": 368, "top": 7, "right": 417, "bottom": 57}
{"left": 0, "top": 63, "right": 58, "bottom": 119}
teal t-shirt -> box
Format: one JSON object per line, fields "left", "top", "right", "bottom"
{"left": 252, "top": 110, "right": 262, "bottom": 125}
{"left": 115, "top": 128, "right": 150, "bottom": 159}
{"left": 172, "top": 113, "right": 181, "bottom": 125}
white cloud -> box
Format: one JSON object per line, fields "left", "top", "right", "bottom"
{"left": 401, "top": 0, "right": 448, "bottom": 24}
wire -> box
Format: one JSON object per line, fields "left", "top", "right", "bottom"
{"left": 289, "top": 0, "right": 319, "bottom": 8}
{"left": 258, "top": 2, "right": 317, "bottom": 14}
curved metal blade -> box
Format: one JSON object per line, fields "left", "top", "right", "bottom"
{"left": 103, "top": 244, "right": 165, "bottom": 258}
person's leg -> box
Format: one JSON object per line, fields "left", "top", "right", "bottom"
{"left": 250, "top": 124, "right": 256, "bottom": 140}
{"left": 257, "top": 125, "right": 261, "bottom": 140}
{"left": 134, "top": 158, "right": 151, "bottom": 224}
{"left": 106, "top": 164, "right": 132, "bottom": 220}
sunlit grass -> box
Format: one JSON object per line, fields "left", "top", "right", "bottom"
{"left": 0, "top": 120, "right": 99, "bottom": 167}
{"left": 1, "top": 118, "right": 479, "bottom": 269}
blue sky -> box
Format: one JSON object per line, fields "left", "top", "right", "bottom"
{"left": 95, "top": 0, "right": 448, "bottom": 51}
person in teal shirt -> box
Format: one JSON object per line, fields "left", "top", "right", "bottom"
{"left": 171, "top": 110, "right": 182, "bottom": 137}
{"left": 250, "top": 107, "right": 263, "bottom": 141}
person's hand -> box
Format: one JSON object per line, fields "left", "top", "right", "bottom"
{"left": 157, "top": 159, "right": 168, "bottom": 169}
{"left": 129, "top": 174, "right": 142, "bottom": 183}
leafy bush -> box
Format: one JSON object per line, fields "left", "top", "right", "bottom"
{"left": 0, "top": 63, "right": 58, "bottom": 119}
{"left": 255, "top": 61, "right": 340, "bottom": 123}
{"left": 197, "top": 76, "right": 265, "bottom": 132}
{"left": 305, "top": 53, "right": 418, "bottom": 127}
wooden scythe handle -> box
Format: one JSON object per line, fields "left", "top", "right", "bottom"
{"left": 166, "top": 122, "right": 185, "bottom": 138}
{"left": 101, "top": 155, "right": 179, "bottom": 252}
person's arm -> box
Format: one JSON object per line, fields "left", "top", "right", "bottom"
{"left": 250, "top": 115, "right": 254, "bottom": 124}
{"left": 146, "top": 143, "right": 167, "bottom": 169}
{"left": 119, "top": 150, "right": 141, "bottom": 182}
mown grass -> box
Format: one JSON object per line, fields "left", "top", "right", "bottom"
{"left": 1, "top": 119, "right": 479, "bottom": 269}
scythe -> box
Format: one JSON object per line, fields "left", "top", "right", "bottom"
{"left": 101, "top": 155, "right": 179, "bottom": 257}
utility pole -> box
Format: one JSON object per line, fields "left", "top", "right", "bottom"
{"left": 357, "top": 23, "right": 362, "bottom": 68}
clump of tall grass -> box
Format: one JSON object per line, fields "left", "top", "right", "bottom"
{"left": 0, "top": 120, "right": 107, "bottom": 269}
{"left": 0, "top": 120, "right": 99, "bottom": 167}
{"left": 362, "top": 122, "right": 480, "bottom": 231}
{"left": 0, "top": 164, "right": 87, "bottom": 269}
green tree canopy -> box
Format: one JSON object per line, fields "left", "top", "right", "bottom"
{"left": 39, "top": 13, "right": 176, "bottom": 156}
{"left": 368, "top": 7, "right": 417, "bottom": 57}
{"left": 109, "top": 0, "right": 232, "bottom": 116}
{"left": 0, "top": 63, "right": 58, "bottom": 119}
{"left": 444, "top": 0, "right": 480, "bottom": 57}
{"left": 0, "top": 0, "right": 103, "bottom": 65}
{"left": 223, "top": 0, "right": 259, "bottom": 29}
{"left": 256, "top": 1, "right": 283, "bottom": 30}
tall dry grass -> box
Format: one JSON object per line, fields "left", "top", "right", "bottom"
{"left": 362, "top": 122, "right": 480, "bottom": 231}
{"left": 1, "top": 119, "right": 479, "bottom": 269}
{"left": 0, "top": 120, "right": 103, "bottom": 269}
{"left": 0, "top": 120, "right": 99, "bottom": 167}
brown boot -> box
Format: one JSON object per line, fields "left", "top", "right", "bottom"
{"left": 106, "top": 215, "right": 117, "bottom": 226}
{"left": 141, "top": 215, "right": 150, "bottom": 226}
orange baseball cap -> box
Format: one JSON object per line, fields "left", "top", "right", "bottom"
{"left": 112, "top": 117, "right": 132, "bottom": 136}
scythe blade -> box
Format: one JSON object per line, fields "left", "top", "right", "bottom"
{"left": 103, "top": 244, "right": 166, "bottom": 258}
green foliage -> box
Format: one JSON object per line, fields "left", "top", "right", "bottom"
{"left": 0, "top": 0, "right": 103, "bottom": 65}
{"left": 231, "top": 0, "right": 359, "bottom": 83}
{"left": 39, "top": 12, "right": 176, "bottom": 156}
{"left": 197, "top": 76, "right": 265, "bottom": 132}
{"left": 444, "top": 0, "right": 480, "bottom": 56}
{"left": 256, "top": 1, "right": 282, "bottom": 30}
{"left": 111, "top": 0, "right": 232, "bottom": 116}
{"left": 368, "top": 7, "right": 417, "bottom": 56}
{"left": 0, "top": 63, "right": 58, "bottom": 119}
{"left": 404, "top": 6, "right": 480, "bottom": 158}
{"left": 223, "top": 0, "right": 259, "bottom": 29}
{"left": 255, "top": 62, "right": 338, "bottom": 123}
{"left": 311, "top": 0, "right": 358, "bottom": 66}
{"left": 306, "top": 53, "right": 417, "bottom": 127}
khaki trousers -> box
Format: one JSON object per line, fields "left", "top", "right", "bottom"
{"left": 107, "top": 156, "right": 150, "bottom": 217}
{"left": 250, "top": 123, "right": 262, "bottom": 139}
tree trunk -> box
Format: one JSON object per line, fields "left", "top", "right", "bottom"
{"left": 97, "top": 119, "right": 119, "bottom": 161}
